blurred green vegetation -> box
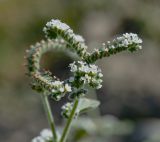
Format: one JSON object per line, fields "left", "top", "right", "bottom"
{"left": 0, "top": 0, "right": 160, "bottom": 142}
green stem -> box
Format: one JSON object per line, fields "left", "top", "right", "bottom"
{"left": 60, "top": 98, "right": 79, "bottom": 142}
{"left": 41, "top": 93, "right": 57, "bottom": 142}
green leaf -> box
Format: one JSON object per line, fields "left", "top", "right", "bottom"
{"left": 77, "top": 98, "right": 100, "bottom": 114}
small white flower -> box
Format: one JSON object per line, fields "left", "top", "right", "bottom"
{"left": 79, "top": 65, "right": 89, "bottom": 73}
{"left": 109, "top": 33, "right": 142, "bottom": 50}
{"left": 65, "top": 84, "right": 72, "bottom": 92}
{"left": 80, "top": 76, "right": 87, "bottom": 83}
{"left": 84, "top": 74, "right": 91, "bottom": 82}
{"left": 31, "top": 136, "right": 44, "bottom": 142}
{"left": 89, "top": 64, "right": 98, "bottom": 74}
{"left": 51, "top": 81, "right": 63, "bottom": 86}
{"left": 96, "top": 84, "right": 102, "bottom": 89}
{"left": 31, "top": 129, "right": 53, "bottom": 142}
{"left": 122, "top": 33, "right": 142, "bottom": 46}
{"left": 74, "top": 35, "right": 85, "bottom": 43}
{"left": 59, "top": 87, "right": 65, "bottom": 92}
{"left": 68, "top": 61, "right": 103, "bottom": 89}
{"left": 139, "top": 45, "right": 142, "bottom": 49}
{"left": 94, "top": 49, "right": 99, "bottom": 52}
{"left": 98, "top": 73, "right": 103, "bottom": 77}
{"left": 111, "top": 45, "right": 115, "bottom": 49}
{"left": 69, "top": 62, "right": 78, "bottom": 72}
{"left": 40, "top": 129, "right": 52, "bottom": 140}
{"left": 102, "top": 43, "right": 106, "bottom": 47}
{"left": 89, "top": 64, "right": 97, "bottom": 70}
{"left": 97, "top": 79, "right": 103, "bottom": 83}
{"left": 47, "top": 19, "right": 70, "bottom": 31}
{"left": 77, "top": 61, "right": 85, "bottom": 65}
{"left": 51, "top": 89, "right": 57, "bottom": 93}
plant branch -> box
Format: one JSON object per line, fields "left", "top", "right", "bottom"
{"left": 41, "top": 93, "right": 58, "bottom": 142}
{"left": 60, "top": 98, "right": 79, "bottom": 142}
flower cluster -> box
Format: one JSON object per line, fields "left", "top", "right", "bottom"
{"left": 50, "top": 81, "right": 72, "bottom": 101}
{"left": 43, "top": 19, "right": 88, "bottom": 59}
{"left": 43, "top": 19, "right": 72, "bottom": 39}
{"left": 43, "top": 20, "right": 85, "bottom": 45}
{"left": 61, "top": 102, "right": 79, "bottom": 119}
{"left": 69, "top": 61, "right": 103, "bottom": 89}
{"left": 73, "top": 35, "right": 85, "bottom": 43}
{"left": 31, "top": 129, "right": 53, "bottom": 142}
{"left": 84, "top": 33, "right": 142, "bottom": 63}
{"left": 111, "top": 33, "right": 142, "bottom": 50}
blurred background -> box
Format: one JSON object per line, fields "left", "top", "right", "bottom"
{"left": 0, "top": 0, "right": 160, "bottom": 142}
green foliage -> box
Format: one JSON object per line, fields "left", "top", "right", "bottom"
{"left": 77, "top": 98, "right": 100, "bottom": 114}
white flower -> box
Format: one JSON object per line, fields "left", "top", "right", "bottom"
{"left": 46, "top": 19, "right": 70, "bottom": 31}
{"left": 89, "top": 64, "right": 97, "bottom": 70}
{"left": 65, "top": 84, "right": 72, "bottom": 92}
{"left": 109, "top": 33, "right": 142, "bottom": 50}
{"left": 69, "top": 61, "right": 103, "bottom": 89}
{"left": 74, "top": 35, "right": 85, "bottom": 43}
{"left": 78, "top": 61, "right": 85, "bottom": 65}
{"left": 89, "top": 64, "right": 98, "bottom": 74}
{"left": 51, "top": 89, "right": 57, "bottom": 93}
{"left": 84, "top": 74, "right": 91, "bottom": 82}
{"left": 69, "top": 62, "right": 78, "bottom": 72}
{"left": 96, "top": 84, "right": 102, "bottom": 89}
{"left": 40, "top": 129, "right": 52, "bottom": 140}
{"left": 80, "top": 76, "right": 87, "bottom": 83}
{"left": 51, "top": 80, "right": 65, "bottom": 94}
{"left": 79, "top": 65, "right": 89, "bottom": 73}
{"left": 111, "top": 45, "right": 115, "bottom": 49}
{"left": 98, "top": 73, "right": 103, "bottom": 77}
{"left": 123, "top": 33, "right": 142, "bottom": 44}
{"left": 52, "top": 81, "right": 63, "bottom": 86}
{"left": 31, "top": 136, "right": 44, "bottom": 142}
{"left": 119, "top": 33, "right": 142, "bottom": 48}
{"left": 97, "top": 79, "right": 103, "bottom": 83}
{"left": 59, "top": 87, "right": 65, "bottom": 92}
{"left": 31, "top": 129, "right": 53, "bottom": 142}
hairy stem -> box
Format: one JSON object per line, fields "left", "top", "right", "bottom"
{"left": 41, "top": 93, "right": 57, "bottom": 142}
{"left": 60, "top": 98, "right": 79, "bottom": 142}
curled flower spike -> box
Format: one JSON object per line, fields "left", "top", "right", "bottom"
{"left": 43, "top": 19, "right": 88, "bottom": 59}
{"left": 26, "top": 39, "right": 74, "bottom": 100}
{"left": 84, "top": 33, "right": 142, "bottom": 63}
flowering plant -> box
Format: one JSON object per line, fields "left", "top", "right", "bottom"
{"left": 25, "top": 19, "right": 142, "bottom": 142}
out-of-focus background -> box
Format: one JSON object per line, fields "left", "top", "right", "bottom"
{"left": 0, "top": 0, "right": 160, "bottom": 142}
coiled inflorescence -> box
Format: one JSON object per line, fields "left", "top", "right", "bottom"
{"left": 26, "top": 19, "right": 142, "bottom": 102}
{"left": 84, "top": 33, "right": 142, "bottom": 63}
{"left": 43, "top": 19, "right": 88, "bottom": 59}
